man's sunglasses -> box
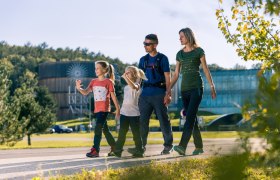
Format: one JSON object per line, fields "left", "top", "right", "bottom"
{"left": 143, "top": 42, "right": 154, "bottom": 46}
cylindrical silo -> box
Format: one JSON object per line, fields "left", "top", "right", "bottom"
{"left": 38, "top": 61, "right": 96, "bottom": 120}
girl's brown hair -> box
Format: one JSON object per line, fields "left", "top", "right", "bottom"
{"left": 95, "top": 61, "right": 115, "bottom": 82}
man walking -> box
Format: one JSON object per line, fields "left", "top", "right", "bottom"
{"left": 133, "top": 34, "right": 173, "bottom": 155}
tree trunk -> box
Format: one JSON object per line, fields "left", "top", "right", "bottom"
{"left": 28, "top": 134, "right": 31, "bottom": 146}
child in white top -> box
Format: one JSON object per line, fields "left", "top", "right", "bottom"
{"left": 112, "top": 66, "right": 147, "bottom": 157}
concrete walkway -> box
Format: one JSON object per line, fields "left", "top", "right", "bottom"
{"left": 0, "top": 138, "right": 266, "bottom": 180}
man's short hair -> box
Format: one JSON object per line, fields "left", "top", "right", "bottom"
{"left": 145, "top": 34, "right": 158, "bottom": 44}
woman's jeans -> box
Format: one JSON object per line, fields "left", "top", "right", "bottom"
{"left": 115, "top": 115, "right": 143, "bottom": 152}
{"left": 179, "top": 88, "right": 203, "bottom": 149}
{"left": 93, "top": 112, "right": 116, "bottom": 152}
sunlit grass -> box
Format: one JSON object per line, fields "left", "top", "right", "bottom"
{"left": 0, "top": 131, "right": 250, "bottom": 149}
{"left": 40, "top": 154, "right": 280, "bottom": 180}
{"left": 201, "top": 115, "right": 221, "bottom": 124}
{"left": 54, "top": 115, "right": 221, "bottom": 128}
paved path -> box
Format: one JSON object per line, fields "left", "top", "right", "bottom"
{"left": 0, "top": 138, "right": 266, "bottom": 180}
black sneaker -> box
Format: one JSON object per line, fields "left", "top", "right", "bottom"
{"left": 161, "top": 146, "right": 173, "bottom": 155}
{"left": 127, "top": 147, "right": 145, "bottom": 154}
{"left": 127, "top": 148, "right": 144, "bottom": 158}
{"left": 174, "top": 145, "right": 186, "bottom": 155}
{"left": 132, "top": 151, "right": 144, "bottom": 158}
{"left": 107, "top": 146, "right": 115, "bottom": 156}
{"left": 111, "top": 151, "right": 122, "bottom": 157}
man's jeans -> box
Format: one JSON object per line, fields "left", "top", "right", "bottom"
{"left": 115, "top": 115, "right": 143, "bottom": 152}
{"left": 93, "top": 112, "right": 116, "bottom": 152}
{"left": 179, "top": 88, "right": 203, "bottom": 149}
{"left": 139, "top": 94, "right": 173, "bottom": 148}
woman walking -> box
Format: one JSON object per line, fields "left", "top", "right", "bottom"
{"left": 167, "top": 27, "right": 216, "bottom": 155}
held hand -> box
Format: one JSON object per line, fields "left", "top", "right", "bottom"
{"left": 211, "top": 86, "right": 217, "bottom": 99}
{"left": 164, "top": 94, "right": 172, "bottom": 106}
{"left": 166, "top": 89, "right": 172, "bottom": 97}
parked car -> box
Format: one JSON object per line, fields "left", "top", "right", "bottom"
{"left": 52, "top": 125, "right": 73, "bottom": 133}
{"left": 47, "top": 127, "right": 55, "bottom": 134}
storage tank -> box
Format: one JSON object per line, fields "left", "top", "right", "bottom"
{"left": 38, "top": 61, "right": 95, "bottom": 120}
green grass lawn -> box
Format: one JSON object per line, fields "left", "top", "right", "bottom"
{"left": 1, "top": 115, "right": 246, "bottom": 150}
{"left": 0, "top": 131, "right": 255, "bottom": 149}
{"left": 56, "top": 115, "right": 220, "bottom": 128}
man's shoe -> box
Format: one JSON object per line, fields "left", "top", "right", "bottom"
{"left": 192, "top": 148, "right": 204, "bottom": 155}
{"left": 86, "top": 147, "right": 99, "bottom": 158}
{"left": 161, "top": 146, "right": 173, "bottom": 155}
{"left": 174, "top": 145, "right": 186, "bottom": 155}
{"left": 127, "top": 148, "right": 144, "bottom": 157}
{"left": 132, "top": 151, "right": 144, "bottom": 158}
{"left": 128, "top": 147, "right": 145, "bottom": 154}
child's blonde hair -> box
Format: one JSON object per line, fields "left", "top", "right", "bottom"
{"left": 95, "top": 61, "right": 115, "bottom": 82}
{"left": 125, "top": 66, "right": 147, "bottom": 82}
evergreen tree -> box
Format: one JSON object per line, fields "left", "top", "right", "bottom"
{"left": 0, "top": 63, "right": 21, "bottom": 146}
{"left": 14, "top": 70, "right": 56, "bottom": 145}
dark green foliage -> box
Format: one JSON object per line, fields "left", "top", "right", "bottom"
{"left": 235, "top": 0, "right": 280, "bottom": 15}
{"left": 218, "top": 0, "right": 280, "bottom": 166}
{"left": 13, "top": 70, "right": 57, "bottom": 145}
{"left": 0, "top": 41, "right": 136, "bottom": 145}
{"left": 211, "top": 153, "right": 249, "bottom": 180}
{"left": 0, "top": 63, "right": 22, "bottom": 146}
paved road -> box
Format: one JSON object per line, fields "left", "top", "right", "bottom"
{"left": 0, "top": 138, "right": 266, "bottom": 180}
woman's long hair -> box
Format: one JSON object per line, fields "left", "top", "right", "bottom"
{"left": 179, "top": 27, "right": 199, "bottom": 48}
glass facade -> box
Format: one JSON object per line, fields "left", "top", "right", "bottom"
{"left": 172, "top": 69, "right": 272, "bottom": 114}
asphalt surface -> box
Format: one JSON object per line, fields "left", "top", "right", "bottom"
{"left": 0, "top": 138, "right": 266, "bottom": 180}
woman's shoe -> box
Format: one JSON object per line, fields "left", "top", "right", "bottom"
{"left": 173, "top": 145, "right": 185, "bottom": 155}
{"left": 192, "top": 148, "right": 204, "bottom": 155}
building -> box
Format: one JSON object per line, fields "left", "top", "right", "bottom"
{"left": 174, "top": 69, "right": 272, "bottom": 114}
{"left": 39, "top": 60, "right": 271, "bottom": 119}
{"left": 39, "top": 61, "right": 96, "bottom": 120}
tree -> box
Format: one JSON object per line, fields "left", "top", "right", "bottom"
{"left": 0, "top": 62, "right": 22, "bottom": 146}
{"left": 217, "top": 0, "right": 280, "bottom": 162}
{"left": 14, "top": 70, "right": 56, "bottom": 145}
{"left": 251, "top": 62, "right": 262, "bottom": 69}
{"left": 237, "top": 0, "right": 280, "bottom": 15}
{"left": 232, "top": 63, "right": 247, "bottom": 70}
{"left": 206, "top": 63, "right": 225, "bottom": 70}
{"left": 217, "top": 1, "right": 280, "bottom": 70}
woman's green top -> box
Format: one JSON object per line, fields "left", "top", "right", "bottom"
{"left": 176, "top": 47, "right": 205, "bottom": 91}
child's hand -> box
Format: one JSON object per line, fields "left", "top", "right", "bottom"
{"left": 115, "top": 114, "right": 120, "bottom": 121}
{"left": 121, "top": 72, "right": 128, "bottom": 79}
{"left": 115, "top": 109, "right": 120, "bottom": 121}
{"left": 75, "top": 79, "right": 82, "bottom": 89}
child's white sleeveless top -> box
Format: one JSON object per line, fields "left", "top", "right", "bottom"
{"left": 120, "top": 85, "right": 141, "bottom": 116}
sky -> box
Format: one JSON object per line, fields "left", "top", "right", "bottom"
{"left": 0, "top": 0, "right": 258, "bottom": 68}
